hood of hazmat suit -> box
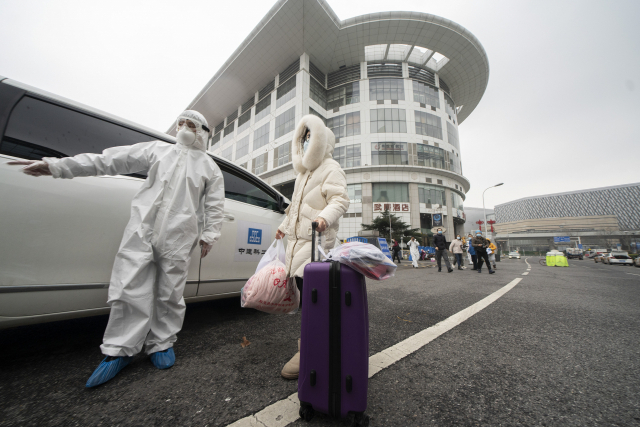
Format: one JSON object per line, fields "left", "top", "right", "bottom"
{"left": 42, "top": 110, "right": 225, "bottom": 357}
{"left": 278, "top": 115, "right": 349, "bottom": 278}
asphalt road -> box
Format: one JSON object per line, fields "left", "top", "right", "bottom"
{"left": 1, "top": 257, "right": 639, "bottom": 426}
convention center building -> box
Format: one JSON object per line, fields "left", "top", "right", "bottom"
{"left": 494, "top": 183, "right": 640, "bottom": 253}
{"left": 171, "top": 0, "right": 490, "bottom": 242}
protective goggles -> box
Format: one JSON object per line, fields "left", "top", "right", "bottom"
{"left": 176, "top": 118, "right": 210, "bottom": 133}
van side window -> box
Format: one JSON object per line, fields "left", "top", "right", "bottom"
{"left": 220, "top": 166, "right": 280, "bottom": 212}
{"left": 1, "top": 96, "right": 156, "bottom": 160}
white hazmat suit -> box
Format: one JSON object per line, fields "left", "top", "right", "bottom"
{"left": 42, "top": 110, "right": 225, "bottom": 357}
{"left": 408, "top": 239, "right": 420, "bottom": 268}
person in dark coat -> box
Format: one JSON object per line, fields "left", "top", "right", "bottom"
{"left": 433, "top": 228, "right": 453, "bottom": 273}
{"left": 391, "top": 239, "right": 402, "bottom": 264}
{"left": 471, "top": 231, "right": 495, "bottom": 274}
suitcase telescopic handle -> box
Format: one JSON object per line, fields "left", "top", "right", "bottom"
{"left": 311, "top": 221, "right": 321, "bottom": 262}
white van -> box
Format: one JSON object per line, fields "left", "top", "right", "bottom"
{"left": 0, "top": 77, "right": 288, "bottom": 328}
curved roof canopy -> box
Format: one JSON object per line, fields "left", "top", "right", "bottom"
{"left": 179, "top": 0, "right": 489, "bottom": 131}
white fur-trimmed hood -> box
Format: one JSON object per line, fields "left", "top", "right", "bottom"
{"left": 292, "top": 115, "right": 336, "bottom": 174}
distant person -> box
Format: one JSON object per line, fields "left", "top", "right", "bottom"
{"left": 392, "top": 239, "right": 402, "bottom": 264}
{"left": 472, "top": 231, "right": 495, "bottom": 274}
{"left": 408, "top": 237, "right": 420, "bottom": 268}
{"left": 433, "top": 228, "right": 453, "bottom": 273}
{"left": 467, "top": 233, "right": 478, "bottom": 271}
{"left": 449, "top": 235, "right": 464, "bottom": 270}
{"left": 487, "top": 239, "right": 498, "bottom": 270}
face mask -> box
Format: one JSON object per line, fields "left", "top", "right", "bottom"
{"left": 303, "top": 140, "right": 310, "bottom": 154}
{"left": 457, "top": 236, "right": 461, "bottom": 240}
{"left": 476, "top": 234, "right": 482, "bottom": 237}
{"left": 438, "top": 231, "right": 442, "bottom": 235}
{"left": 177, "top": 127, "right": 196, "bottom": 146}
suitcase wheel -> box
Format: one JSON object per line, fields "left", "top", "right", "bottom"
{"left": 299, "top": 403, "right": 315, "bottom": 422}
{"left": 351, "top": 412, "right": 369, "bottom": 427}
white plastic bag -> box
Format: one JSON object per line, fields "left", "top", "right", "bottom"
{"left": 486, "top": 248, "right": 493, "bottom": 255}
{"left": 241, "top": 240, "right": 299, "bottom": 314}
{"left": 255, "top": 239, "right": 286, "bottom": 274}
{"left": 320, "top": 242, "right": 397, "bottom": 280}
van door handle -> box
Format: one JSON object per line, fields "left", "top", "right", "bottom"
{"left": 224, "top": 213, "right": 235, "bottom": 222}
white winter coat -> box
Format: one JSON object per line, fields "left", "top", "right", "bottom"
{"left": 278, "top": 115, "right": 349, "bottom": 277}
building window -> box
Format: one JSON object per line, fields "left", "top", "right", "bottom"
{"left": 252, "top": 153, "right": 268, "bottom": 175}
{"left": 371, "top": 142, "right": 408, "bottom": 165}
{"left": 327, "top": 112, "right": 360, "bottom": 138}
{"left": 253, "top": 122, "right": 270, "bottom": 150}
{"left": 222, "top": 145, "right": 233, "bottom": 161}
{"left": 333, "top": 144, "right": 361, "bottom": 168}
{"left": 327, "top": 82, "right": 360, "bottom": 109}
{"left": 237, "top": 110, "right": 251, "bottom": 134}
{"left": 412, "top": 81, "right": 440, "bottom": 108}
{"left": 370, "top": 108, "right": 407, "bottom": 133}
{"left": 276, "top": 77, "right": 296, "bottom": 109}
{"left": 210, "top": 132, "right": 221, "bottom": 148}
{"left": 308, "top": 107, "right": 327, "bottom": 125}
{"left": 414, "top": 111, "right": 443, "bottom": 139}
{"left": 255, "top": 95, "right": 271, "bottom": 122}
{"left": 223, "top": 122, "right": 235, "bottom": 143}
{"left": 446, "top": 121, "right": 459, "bottom": 150}
{"left": 347, "top": 183, "right": 362, "bottom": 203}
{"left": 235, "top": 135, "right": 250, "bottom": 159}
{"left": 239, "top": 162, "right": 247, "bottom": 169}
{"left": 451, "top": 192, "right": 464, "bottom": 211}
{"left": 444, "top": 92, "right": 457, "bottom": 121}
{"left": 373, "top": 183, "right": 409, "bottom": 203}
{"left": 274, "top": 142, "right": 291, "bottom": 167}
{"left": 418, "top": 184, "right": 446, "bottom": 206}
{"left": 309, "top": 78, "right": 327, "bottom": 109}
{"left": 416, "top": 144, "right": 446, "bottom": 169}
{"left": 274, "top": 106, "right": 295, "bottom": 139}
{"left": 369, "top": 79, "right": 405, "bottom": 101}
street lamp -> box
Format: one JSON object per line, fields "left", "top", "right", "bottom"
{"left": 483, "top": 183, "right": 503, "bottom": 240}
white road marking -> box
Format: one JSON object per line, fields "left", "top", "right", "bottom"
{"left": 627, "top": 273, "right": 640, "bottom": 277}
{"left": 524, "top": 257, "right": 531, "bottom": 268}
{"left": 226, "top": 277, "right": 524, "bottom": 427}
{"left": 522, "top": 272, "right": 529, "bottom": 275}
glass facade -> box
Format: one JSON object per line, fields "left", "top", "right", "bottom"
{"left": 370, "top": 108, "right": 407, "bottom": 133}
{"left": 333, "top": 144, "right": 361, "bottom": 168}
{"left": 276, "top": 77, "right": 296, "bottom": 108}
{"left": 235, "top": 135, "right": 250, "bottom": 159}
{"left": 347, "top": 183, "right": 362, "bottom": 203}
{"left": 253, "top": 122, "right": 270, "bottom": 149}
{"left": 369, "top": 78, "right": 405, "bottom": 101}
{"left": 373, "top": 183, "right": 409, "bottom": 203}
{"left": 274, "top": 107, "right": 295, "bottom": 138}
{"left": 416, "top": 144, "right": 446, "bottom": 169}
{"left": 309, "top": 77, "right": 326, "bottom": 109}
{"left": 451, "top": 191, "right": 464, "bottom": 211}
{"left": 446, "top": 121, "right": 459, "bottom": 150}
{"left": 255, "top": 96, "right": 271, "bottom": 122}
{"left": 371, "top": 142, "right": 408, "bottom": 165}
{"left": 327, "top": 112, "right": 360, "bottom": 138}
{"left": 444, "top": 92, "right": 457, "bottom": 122}
{"left": 327, "top": 82, "right": 360, "bottom": 109}
{"left": 412, "top": 81, "right": 440, "bottom": 108}
{"left": 274, "top": 142, "right": 291, "bottom": 167}
{"left": 222, "top": 145, "right": 233, "bottom": 161}
{"left": 418, "top": 184, "right": 446, "bottom": 206}
{"left": 415, "top": 111, "right": 443, "bottom": 139}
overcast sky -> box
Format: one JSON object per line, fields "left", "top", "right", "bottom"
{"left": 1, "top": 0, "right": 638, "bottom": 208}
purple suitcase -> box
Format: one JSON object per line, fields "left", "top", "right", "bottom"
{"left": 298, "top": 223, "right": 370, "bottom": 426}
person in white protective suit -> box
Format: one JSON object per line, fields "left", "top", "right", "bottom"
{"left": 8, "top": 110, "right": 225, "bottom": 387}
{"left": 408, "top": 236, "right": 420, "bottom": 268}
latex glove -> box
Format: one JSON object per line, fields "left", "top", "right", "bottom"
{"left": 6, "top": 160, "right": 52, "bottom": 177}
{"left": 200, "top": 240, "right": 213, "bottom": 258}
{"left": 275, "top": 229, "right": 285, "bottom": 240}
{"left": 314, "top": 217, "right": 327, "bottom": 233}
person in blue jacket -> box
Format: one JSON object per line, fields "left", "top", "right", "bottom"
{"left": 467, "top": 233, "right": 477, "bottom": 271}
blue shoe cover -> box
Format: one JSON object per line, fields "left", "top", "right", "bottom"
{"left": 85, "top": 356, "right": 131, "bottom": 388}
{"left": 150, "top": 348, "right": 175, "bottom": 369}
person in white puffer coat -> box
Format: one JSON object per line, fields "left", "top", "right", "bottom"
{"left": 275, "top": 114, "right": 349, "bottom": 379}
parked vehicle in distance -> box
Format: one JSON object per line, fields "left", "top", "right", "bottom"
{"left": 593, "top": 253, "right": 609, "bottom": 263}
{"left": 565, "top": 248, "right": 584, "bottom": 260}
{"left": 635, "top": 257, "right": 640, "bottom": 268}
{"left": 0, "top": 77, "right": 288, "bottom": 329}
{"left": 604, "top": 252, "right": 633, "bottom": 266}
{"left": 508, "top": 251, "right": 521, "bottom": 259}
